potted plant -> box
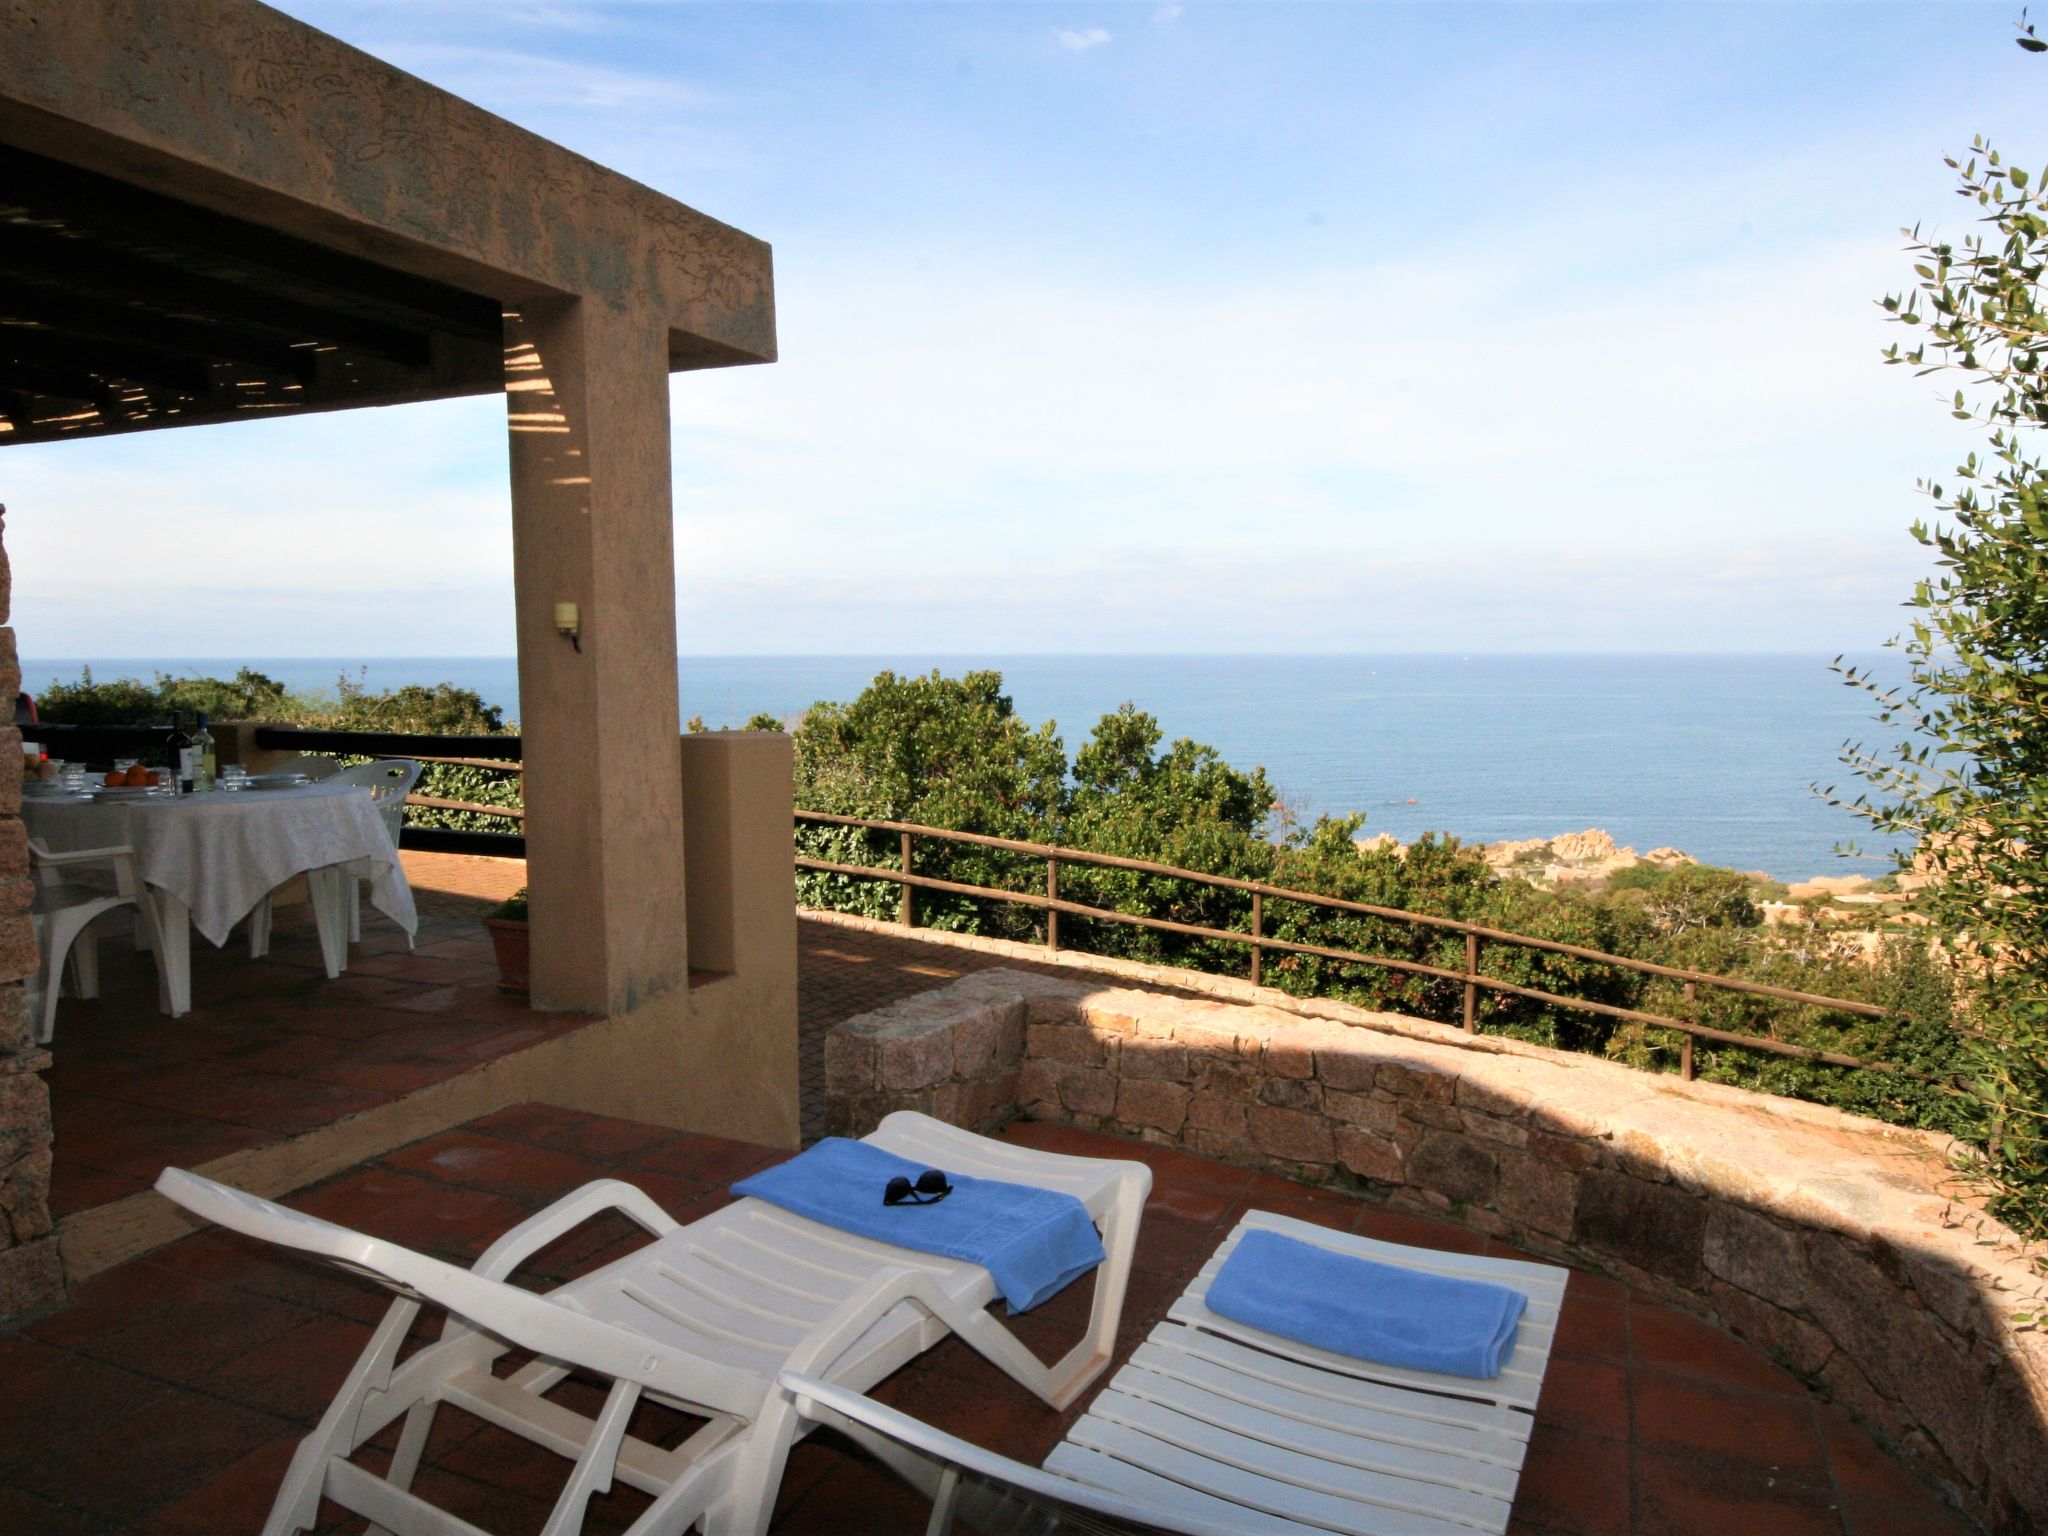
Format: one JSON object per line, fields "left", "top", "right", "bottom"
{"left": 481, "top": 887, "right": 529, "bottom": 995}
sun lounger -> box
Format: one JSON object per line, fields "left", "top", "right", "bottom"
{"left": 780, "top": 1208, "right": 1569, "bottom": 1536}
{"left": 154, "top": 1111, "right": 1150, "bottom": 1536}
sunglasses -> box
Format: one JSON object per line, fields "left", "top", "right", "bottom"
{"left": 883, "top": 1170, "right": 953, "bottom": 1207}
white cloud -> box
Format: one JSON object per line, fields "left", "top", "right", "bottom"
{"left": 1151, "top": 4, "right": 1184, "bottom": 27}
{"left": 1054, "top": 26, "right": 1112, "bottom": 54}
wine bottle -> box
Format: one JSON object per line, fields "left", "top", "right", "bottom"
{"left": 166, "top": 712, "right": 193, "bottom": 794}
{"left": 192, "top": 713, "right": 217, "bottom": 792}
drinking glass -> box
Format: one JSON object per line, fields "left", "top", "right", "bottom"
{"left": 219, "top": 764, "right": 249, "bottom": 792}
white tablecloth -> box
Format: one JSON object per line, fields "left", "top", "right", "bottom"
{"left": 22, "top": 781, "right": 417, "bottom": 947}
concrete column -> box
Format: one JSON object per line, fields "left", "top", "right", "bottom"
{"left": 505, "top": 301, "right": 688, "bottom": 1014}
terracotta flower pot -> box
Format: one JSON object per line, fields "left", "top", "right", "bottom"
{"left": 482, "top": 916, "right": 530, "bottom": 995}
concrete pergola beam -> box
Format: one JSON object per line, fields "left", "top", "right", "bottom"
{"left": 0, "top": 0, "right": 775, "bottom": 372}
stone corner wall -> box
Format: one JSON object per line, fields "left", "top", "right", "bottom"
{"left": 0, "top": 507, "right": 63, "bottom": 1319}
{"left": 826, "top": 965, "right": 2048, "bottom": 1535}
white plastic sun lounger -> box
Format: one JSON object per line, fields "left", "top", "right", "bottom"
{"left": 155, "top": 1112, "right": 1150, "bottom": 1536}
{"left": 781, "top": 1209, "right": 1569, "bottom": 1536}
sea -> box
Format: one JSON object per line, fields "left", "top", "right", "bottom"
{"left": 17, "top": 654, "right": 1913, "bottom": 883}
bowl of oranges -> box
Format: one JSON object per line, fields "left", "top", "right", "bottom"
{"left": 92, "top": 763, "right": 166, "bottom": 800}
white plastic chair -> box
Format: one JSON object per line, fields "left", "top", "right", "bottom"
{"left": 272, "top": 752, "right": 342, "bottom": 781}
{"left": 246, "top": 758, "right": 420, "bottom": 960}
{"left": 781, "top": 1209, "right": 1570, "bottom": 1536}
{"left": 155, "top": 1111, "right": 1151, "bottom": 1536}
{"left": 327, "top": 758, "right": 420, "bottom": 944}
{"left": 29, "top": 838, "right": 175, "bottom": 1040}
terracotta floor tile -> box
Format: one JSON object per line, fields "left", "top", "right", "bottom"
{"left": 306, "top": 1053, "right": 468, "bottom": 1096}
{"left": 142, "top": 1229, "right": 373, "bottom": 1317}
{"left": 35, "top": 1265, "right": 318, "bottom": 1389}
{"left": 1632, "top": 1373, "right": 1829, "bottom": 1483}
{"left": 328, "top": 949, "right": 474, "bottom": 984}
{"left": 872, "top": 1363, "right": 1072, "bottom": 1467}
{"left": 1634, "top": 1448, "right": 1845, "bottom": 1536}
{"left": 365, "top": 1182, "right": 541, "bottom": 1263}
{"left": 48, "top": 1089, "right": 278, "bottom": 1178}
{"left": 1552, "top": 1290, "right": 1631, "bottom": 1365}
{"left": 1352, "top": 1201, "right": 1490, "bottom": 1255}
{"left": 210, "top": 1314, "right": 379, "bottom": 1423}
{"left": 1128, "top": 1211, "right": 1228, "bottom": 1279}
{"left": 541, "top": 1113, "right": 684, "bottom": 1163}
{"left": 46, "top": 1159, "right": 150, "bottom": 1219}
{"left": 773, "top": 1448, "right": 937, "bottom": 1534}
{"left": 632, "top": 1131, "right": 785, "bottom": 1186}
{"left": 1816, "top": 1402, "right": 1931, "bottom": 1503}
{"left": 4, "top": 1369, "right": 291, "bottom": 1524}
{"left": 1839, "top": 1490, "right": 1972, "bottom": 1535}
{"left": 382, "top": 1129, "right": 607, "bottom": 1200}
{"left": 1144, "top": 1181, "right": 1235, "bottom": 1225}
{"left": 1228, "top": 1188, "right": 1358, "bottom": 1231}
{"left": 138, "top": 1435, "right": 301, "bottom": 1536}
{"left": 1513, "top": 1422, "right": 1633, "bottom": 1536}
{"left": 1632, "top": 1302, "right": 1808, "bottom": 1397}
{"left": 206, "top": 1030, "right": 355, "bottom": 1077}
{"left": 287, "top": 1164, "right": 447, "bottom": 1227}
{"left": 998, "top": 1118, "right": 1138, "bottom": 1160}
{"left": 1534, "top": 1355, "right": 1630, "bottom": 1441}
{"left": 467, "top": 1101, "right": 593, "bottom": 1146}
{"left": 0, "top": 1483, "right": 105, "bottom": 1536}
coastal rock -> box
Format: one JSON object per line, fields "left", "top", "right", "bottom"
{"left": 1478, "top": 828, "right": 1676, "bottom": 892}
{"left": 1787, "top": 875, "right": 1874, "bottom": 901}
{"left": 1551, "top": 829, "right": 1627, "bottom": 865}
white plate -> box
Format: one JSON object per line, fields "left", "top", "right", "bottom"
{"left": 91, "top": 786, "right": 164, "bottom": 802}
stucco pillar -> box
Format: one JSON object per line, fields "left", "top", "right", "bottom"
{"left": 505, "top": 302, "right": 688, "bottom": 1014}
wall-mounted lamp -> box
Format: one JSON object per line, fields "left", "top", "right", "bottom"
{"left": 553, "top": 601, "right": 582, "bottom": 654}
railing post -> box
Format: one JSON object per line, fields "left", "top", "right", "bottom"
{"left": 1046, "top": 857, "right": 1060, "bottom": 952}
{"left": 900, "top": 830, "right": 914, "bottom": 928}
{"left": 1681, "top": 980, "right": 1698, "bottom": 1080}
{"left": 1463, "top": 929, "right": 1479, "bottom": 1031}
{"left": 1250, "top": 890, "right": 1263, "bottom": 986}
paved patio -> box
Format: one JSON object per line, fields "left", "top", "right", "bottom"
{"left": 0, "top": 1103, "right": 1966, "bottom": 1535}
{"left": 41, "top": 864, "right": 599, "bottom": 1222}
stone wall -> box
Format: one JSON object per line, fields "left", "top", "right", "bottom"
{"left": 0, "top": 508, "right": 62, "bottom": 1317}
{"left": 825, "top": 966, "right": 2048, "bottom": 1534}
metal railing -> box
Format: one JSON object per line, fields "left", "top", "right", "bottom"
{"left": 793, "top": 809, "right": 1927, "bottom": 1083}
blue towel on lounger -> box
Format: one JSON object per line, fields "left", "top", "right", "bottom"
{"left": 1205, "top": 1229, "right": 1528, "bottom": 1380}
{"left": 730, "top": 1137, "right": 1104, "bottom": 1313}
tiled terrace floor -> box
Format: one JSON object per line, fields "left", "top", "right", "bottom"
{"left": 1, "top": 1105, "right": 1968, "bottom": 1536}
{"left": 43, "top": 873, "right": 596, "bottom": 1221}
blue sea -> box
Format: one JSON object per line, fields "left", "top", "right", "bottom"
{"left": 18, "top": 654, "right": 1910, "bottom": 883}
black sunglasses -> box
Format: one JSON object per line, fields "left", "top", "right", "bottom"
{"left": 883, "top": 1170, "right": 953, "bottom": 1207}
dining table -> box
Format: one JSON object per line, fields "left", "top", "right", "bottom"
{"left": 21, "top": 778, "right": 417, "bottom": 1015}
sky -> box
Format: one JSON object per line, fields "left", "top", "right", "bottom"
{"left": 8, "top": 0, "right": 2045, "bottom": 657}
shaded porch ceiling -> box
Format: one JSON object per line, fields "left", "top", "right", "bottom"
{"left": 0, "top": 143, "right": 507, "bottom": 446}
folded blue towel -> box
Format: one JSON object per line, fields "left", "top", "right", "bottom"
{"left": 1205, "top": 1229, "right": 1528, "bottom": 1380}
{"left": 730, "top": 1138, "right": 1105, "bottom": 1313}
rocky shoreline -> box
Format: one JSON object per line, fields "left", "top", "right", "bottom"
{"left": 1357, "top": 826, "right": 1921, "bottom": 912}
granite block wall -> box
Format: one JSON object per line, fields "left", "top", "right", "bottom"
{"left": 0, "top": 507, "right": 63, "bottom": 1317}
